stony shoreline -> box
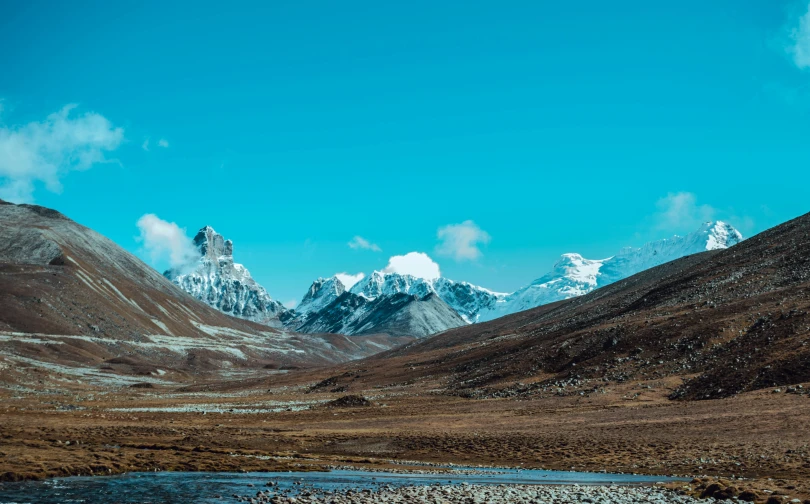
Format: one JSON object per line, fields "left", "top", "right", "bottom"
{"left": 233, "top": 483, "right": 707, "bottom": 504}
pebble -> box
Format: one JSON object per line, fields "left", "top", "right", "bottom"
{"left": 233, "top": 483, "right": 711, "bottom": 503}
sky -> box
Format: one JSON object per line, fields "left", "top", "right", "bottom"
{"left": 2, "top": 0, "right": 810, "bottom": 306}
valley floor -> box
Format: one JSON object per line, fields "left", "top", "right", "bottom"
{"left": 1, "top": 374, "right": 809, "bottom": 503}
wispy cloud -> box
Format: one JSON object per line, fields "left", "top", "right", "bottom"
{"left": 788, "top": 2, "right": 810, "bottom": 69}
{"left": 335, "top": 272, "right": 365, "bottom": 289}
{"left": 383, "top": 252, "right": 441, "bottom": 280}
{"left": 348, "top": 235, "right": 381, "bottom": 252}
{"left": 143, "top": 137, "right": 169, "bottom": 151}
{"left": 436, "top": 220, "right": 491, "bottom": 261}
{"left": 0, "top": 104, "right": 124, "bottom": 203}
{"left": 136, "top": 214, "right": 197, "bottom": 271}
{"left": 654, "top": 192, "right": 715, "bottom": 232}
{"left": 283, "top": 299, "right": 298, "bottom": 309}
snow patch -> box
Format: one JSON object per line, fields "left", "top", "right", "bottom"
{"left": 150, "top": 318, "right": 173, "bottom": 335}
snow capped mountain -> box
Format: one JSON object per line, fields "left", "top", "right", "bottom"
{"left": 165, "top": 226, "right": 288, "bottom": 326}
{"left": 350, "top": 271, "right": 433, "bottom": 300}
{"left": 297, "top": 291, "right": 466, "bottom": 337}
{"left": 169, "top": 220, "right": 742, "bottom": 339}
{"left": 432, "top": 278, "right": 506, "bottom": 322}
{"left": 296, "top": 276, "right": 347, "bottom": 316}
{"left": 347, "top": 271, "right": 505, "bottom": 323}
{"left": 597, "top": 221, "right": 742, "bottom": 286}
{"left": 287, "top": 271, "right": 500, "bottom": 336}
{"left": 478, "top": 221, "right": 743, "bottom": 321}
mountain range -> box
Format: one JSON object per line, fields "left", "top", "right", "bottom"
{"left": 3, "top": 196, "right": 807, "bottom": 405}
{"left": 478, "top": 221, "right": 743, "bottom": 321}
{"left": 329, "top": 209, "right": 810, "bottom": 402}
{"left": 167, "top": 221, "right": 743, "bottom": 338}
{"left": 0, "top": 199, "right": 414, "bottom": 385}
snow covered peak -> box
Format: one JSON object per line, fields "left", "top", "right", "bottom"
{"left": 478, "top": 221, "right": 743, "bottom": 322}
{"left": 350, "top": 270, "right": 434, "bottom": 300}
{"left": 601, "top": 220, "right": 744, "bottom": 283}
{"left": 341, "top": 270, "right": 502, "bottom": 323}
{"left": 702, "top": 221, "right": 744, "bottom": 250}
{"left": 296, "top": 276, "right": 347, "bottom": 316}
{"left": 166, "top": 227, "right": 286, "bottom": 326}
{"left": 538, "top": 253, "right": 605, "bottom": 287}
{"left": 193, "top": 226, "right": 233, "bottom": 259}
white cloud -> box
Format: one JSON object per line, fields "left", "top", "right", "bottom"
{"left": 788, "top": 2, "right": 810, "bottom": 69}
{"left": 283, "top": 299, "right": 298, "bottom": 309}
{"left": 142, "top": 138, "right": 150, "bottom": 151}
{"left": 158, "top": 138, "right": 169, "bottom": 148}
{"left": 0, "top": 104, "right": 124, "bottom": 203}
{"left": 334, "top": 272, "right": 365, "bottom": 289}
{"left": 383, "top": 252, "right": 441, "bottom": 280}
{"left": 654, "top": 192, "right": 716, "bottom": 231}
{"left": 348, "top": 235, "right": 381, "bottom": 252}
{"left": 136, "top": 214, "right": 197, "bottom": 270}
{"left": 436, "top": 220, "right": 491, "bottom": 261}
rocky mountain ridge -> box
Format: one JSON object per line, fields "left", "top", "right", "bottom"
{"left": 297, "top": 291, "right": 467, "bottom": 338}
{"left": 169, "top": 221, "right": 743, "bottom": 339}
{"left": 165, "top": 226, "right": 287, "bottom": 327}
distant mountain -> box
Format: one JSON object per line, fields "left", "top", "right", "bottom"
{"left": 349, "top": 272, "right": 505, "bottom": 323}
{"left": 296, "top": 276, "right": 347, "bottom": 317}
{"left": 341, "top": 214, "right": 809, "bottom": 401}
{"left": 290, "top": 221, "right": 742, "bottom": 337}
{"left": 297, "top": 291, "right": 467, "bottom": 338}
{"left": 477, "top": 221, "right": 743, "bottom": 321}
{"left": 286, "top": 272, "right": 500, "bottom": 337}
{"left": 164, "top": 226, "right": 289, "bottom": 326}
{"left": 167, "top": 221, "right": 743, "bottom": 340}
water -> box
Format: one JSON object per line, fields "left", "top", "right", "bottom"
{"left": 0, "top": 468, "right": 685, "bottom": 503}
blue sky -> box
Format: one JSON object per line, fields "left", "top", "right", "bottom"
{"left": 2, "top": 0, "right": 810, "bottom": 305}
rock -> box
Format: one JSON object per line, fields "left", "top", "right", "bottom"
{"left": 701, "top": 482, "right": 723, "bottom": 498}
{"left": 324, "top": 395, "right": 373, "bottom": 408}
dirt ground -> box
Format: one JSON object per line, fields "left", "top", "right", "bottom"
{"left": 1, "top": 375, "right": 809, "bottom": 503}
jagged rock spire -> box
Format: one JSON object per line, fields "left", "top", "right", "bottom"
{"left": 193, "top": 226, "right": 233, "bottom": 259}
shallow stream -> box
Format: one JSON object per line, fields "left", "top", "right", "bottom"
{"left": 0, "top": 467, "right": 686, "bottom": 503}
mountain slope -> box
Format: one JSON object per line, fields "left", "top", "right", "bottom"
{"left": 315, "top": 212, "right": 809, "bottom": 400}
{"left": 297, "top": 291, "right": 467, "bottom": 337}
{"left": 348, "top": 271, "right": 504, "bottom": 322}
{"left": 0, "top": 200, "right": 414, "bottom": 385}
{"left": 294, "top": 276, "right": 347, "bottom": 318}
{"left": 287, "top": 273, "right": 495, "bottom": 337}
{"left": 165, "top": 226, "right": 288, "bottom": 326}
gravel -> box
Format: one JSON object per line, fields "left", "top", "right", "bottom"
{"left": 234, "top": 483, "right": 708, "bottom": 504}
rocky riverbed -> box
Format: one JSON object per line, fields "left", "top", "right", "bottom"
{"left": 233, "top": 483, "right": 707, "bottom": 503}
